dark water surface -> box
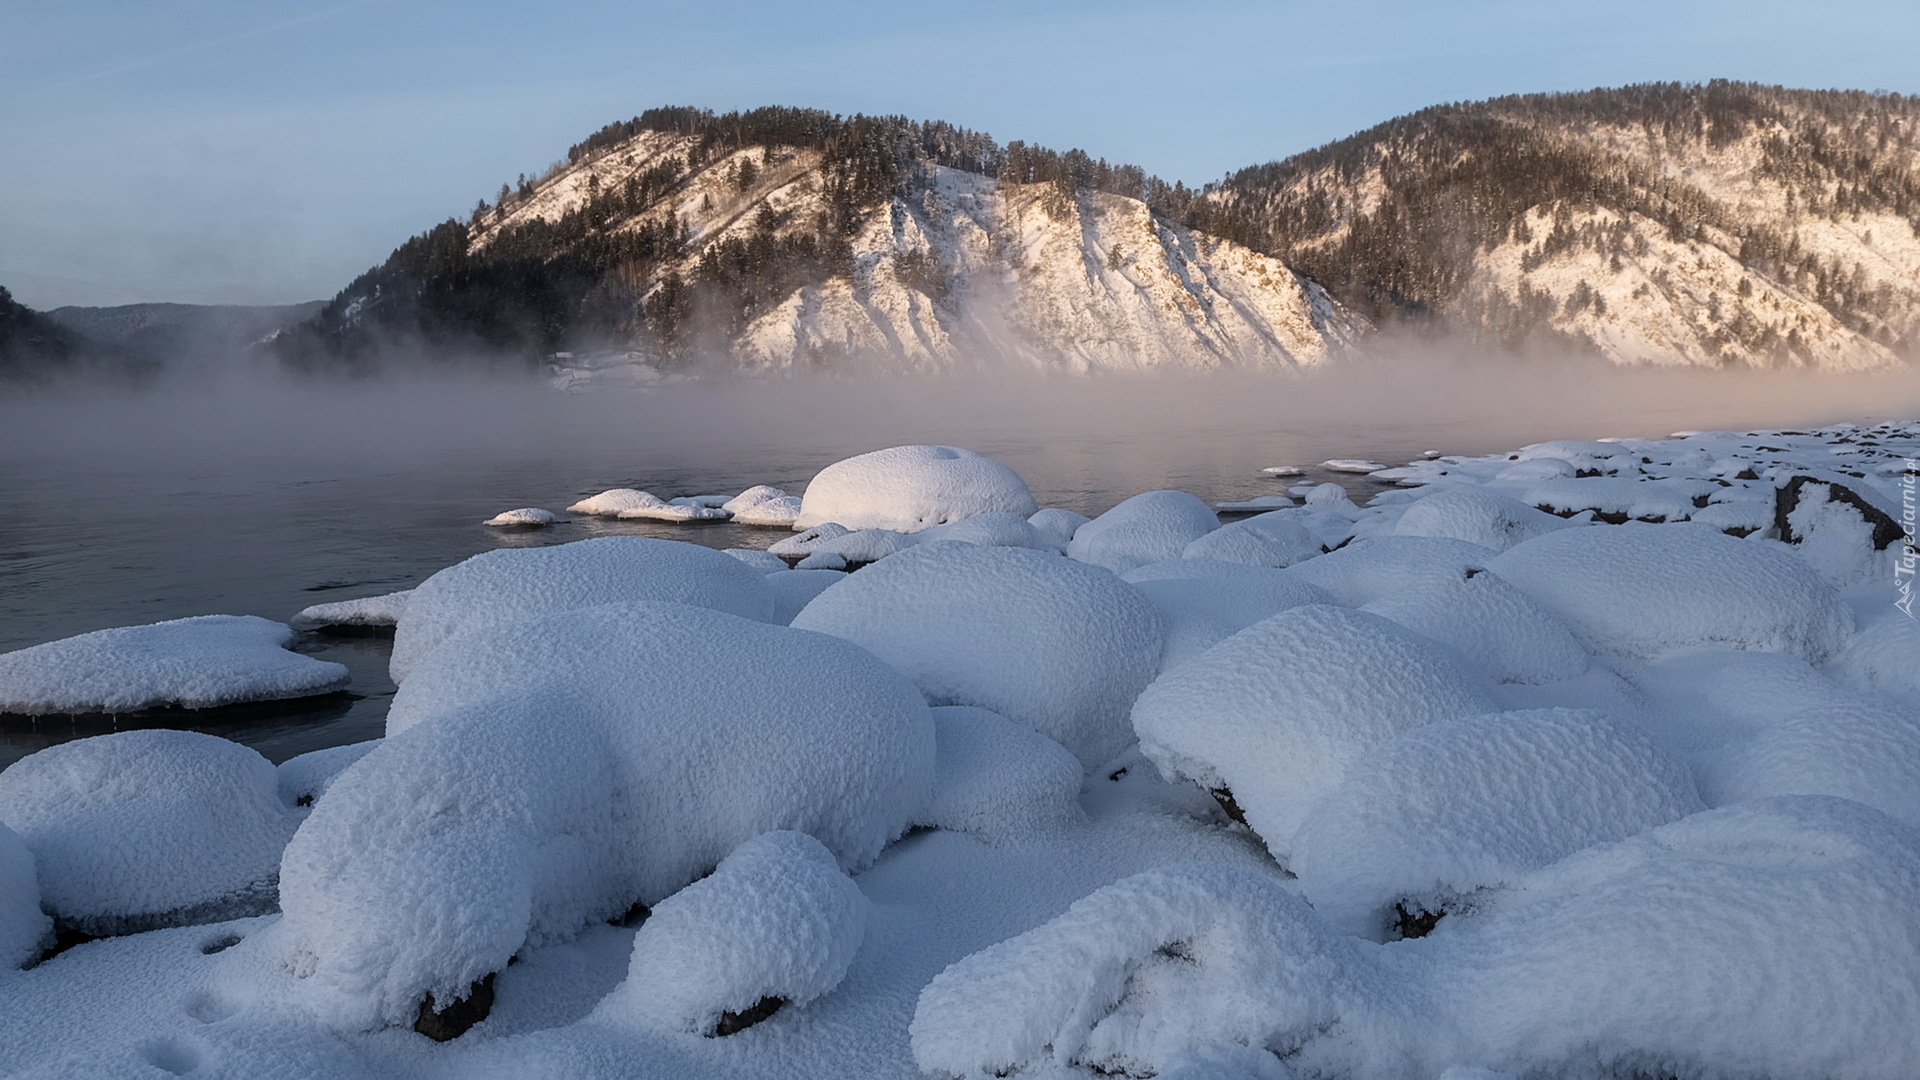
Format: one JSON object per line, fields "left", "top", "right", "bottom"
{"left": 4, "top": 368, "right": 1912, "bottom": 767}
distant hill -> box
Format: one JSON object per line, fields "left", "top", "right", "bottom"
{"left": 0, "top": 286, "right": 153, "bottom": 382}
{"left": 46, "top": 301, "right": 325, "bottom": 367}
{"left": 275, "top": 83, "right": 1920, "bottom": 378}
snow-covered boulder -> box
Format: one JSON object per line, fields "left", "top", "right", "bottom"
{"left": 0, "top": 822, "right": 50, "bottom": 968}
{"left": 910, "top": 864, "right": 1370, "bottom": 1080}
{"left": 279, "top": 600, "right": 932, "bottom": 1029}
{"left": 1128, "top": 570, "right": 1337, "bottom": 672}
{"left": 1027, "top": 507, "right": 1091, "bottom": 549}
{"left": 594, "top": 831, "right": 867, "bottom": 1036}
{"left": 918, "top": 706, "right": 1085, "bottom": 840}
{"left": 290, "top": 589, "right": 412, "bottom": 633}
{"left": 721, "top": 548, "right": 791, "bottom": 573}
{"left": 1704, "top": 700, "right": 1920, "bottom": 828}
{"left": 1391, "top": 487, "right": 1571, "bottom": 552}
{"left": 916, "top": 512, "right": 1054, "bottom": 550}
{"left": 1131, "top": 605, "right": 1494, "bottom": 857}
{"left": 0, "top": 730, "right": 299, "bottom": 936}
{"left": 722, "top": 485, "right": 802, "bottom": 527}
{"left": 763, "top": 569, "right": 846, "bottom": 625}
{"left": 482, "top": 508, "right": 555, "bottom": 527}
{"left": 0, "top": 615, "right": 349, "bottom": 715}
{"left": 619, "top": 500, "right": 730, "bottom": 522}
{"left": 1283, "top": 535, "right": 1497, "bottom": 607}
{"left": 1181, "top": 512, "right": 1324, "bottom": 568}
{"left": 792, "top": 542, "right": 1164, "bottom": 770}
{"left": 1290, "top": 709, "right": 1703, "bottom": 938}
{"left": 566, "top": 488, "right": 663, "bottom": 516}
{"left": 1407, "top": 797, "right": 1920, "bottom": 1079}
{"left": 1487, "top": 524, "right": 1853, "bottom": 662}
{"left": 793, "top": 446, "right": 1038, "bottom": 532}
{"left": 1358, "top": 567, "right": 1589, "bottom": 685}
{"left": 1066, "top": 490, "right": 1220, "bottom": 573}
{"left": 276, "top": 740, "right": 380, "bottom": 808}
{"left": 1834, "top": 614, "right": 1920, "bottom": 709}
{"left": 1775, "top": 473, "right": 1907, "bottom": 587}
{"left": 389, "top": 536, "right": 776, "bottom": 682}
{"left": 792, "top": 528, "right": 916, "bottom": 568}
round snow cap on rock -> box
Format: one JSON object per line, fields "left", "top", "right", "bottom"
{"left": 1067, "top": 491, "right": 1221, "bottom": 573}
{"left": 793, "top": 446, "right": 1038, "bottom": 533}
{"left": 0, "top": 730, "right": 298, "bottom": 936}
{"left": 1131, "top": 604, "right": 1494, "bottom": 857}
{"left": 390, "top": 536, "right": 776, "bottom": 681}
{"left": 1290, "top": 708, "right": 1703, "bottom": 938}
{"left": 1282, "top": 535, "right": 1498, "bottom": 607}
{"left": 792, "top": 542, "right": 1165, "bottom": 770}
{"left": 284, "top": 600, "right": 934, "bottom": 1029}
{"left": 1487, "top": 523, "right": 1853, "bottom": 662}
{"left": 1129, "top": 570, "right": 1337, "bottom": 673}
{"left": 1391, "top": 487, "right": 1571, "bottom": 552}
{"left": 1359, "top": 567, "right": 1589, "bottom": 685}
{"left": 920, "top": 706, "right": 1085, "bottom": 839}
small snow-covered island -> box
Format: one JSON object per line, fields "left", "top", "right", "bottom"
{"left": 2, "top": 425, "right": 1918, "bottom": 1080}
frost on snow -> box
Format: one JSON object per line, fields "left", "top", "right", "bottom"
{"left": 388, "top": 536, "right": 776, "bottom": 681}
{"left": 1066, "top": 490, "right": 1221, "bottom": 573}
{"left": 0, "top": 730, "right": 299, "bottom": 936}
{"left": 793, "top": 445, "right": 1039, "bottom": 532}
{"left": 918, "top": 705, "right": 1085, "bottom": 840}
{"left": 0, "top": 615, "right": 349, "bottom": 715}
{"left": 1131, "top": 605, "right": 1494, "bottom": 857}
{"left": 277, "top": 600, "right": 933, "bottom": 1029}
{"left": 1289, "top": 709, "right": 1703, "bottom": 938}
{"left": 595, "top": 831, "right": 867, "bottom": 1037}
{"left": 1487, "top": 523, "right": 1853, "bottom": 662}
{"left": 792, "top": 542, "right": 1164, "bottom": 770}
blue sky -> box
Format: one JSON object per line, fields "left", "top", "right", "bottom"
{"left": 4, "top": 0, "right": 1917, "bottom": 308}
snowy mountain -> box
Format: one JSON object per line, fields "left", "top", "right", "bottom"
{"left": 278, "top": 85, "right": 1920, "bottom": 376}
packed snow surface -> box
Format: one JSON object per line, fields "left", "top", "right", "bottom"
{"left": 0, "top": 615, "right": 349, "bottom": 715}
{"left": 389, "top": 536, "right": 775, "bottom": 681}
{"left": 793, "top": 542, "right": 1163, "bottom": 769}
{"left": 0, "top": 730, "right": 299, "bottom": 936}
{"left": 794, "top": 446, "right": 1038, "bottom": 532}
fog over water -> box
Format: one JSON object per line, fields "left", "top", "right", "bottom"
{"left": 3, "top": 353, "right": 1916, "bottom": 764}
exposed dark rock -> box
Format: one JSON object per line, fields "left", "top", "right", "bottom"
{"left": 1210, "top": 786, "right": 1249, "bottom": 827}
{"left": 414, "top": 973, "right": 496, "bottom": 1041}
{"left": 1774, "top": 474, "right": 1904, "bottom": 550}
{"left": 611, "top": 901, "right": 651, "bottom": 927}
{"left": 1392, "top": 901, "right": 1445, "bottom": 940}
{"left": 711, "top": 996, "right": 784, "bottom": 1037}
{"left": 200, "top": 932, "right": 245, "bottom": 955}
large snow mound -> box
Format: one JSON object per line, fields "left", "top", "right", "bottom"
{"left": 389, "top": 536, "right": 776, "bottom": 681}
{"left": 1487, "top": 524, "right": 1853, "bottom": 662}
{"left": 1128, "top": 570, "right": 1337, "bottom": 672}
{"left": 1283, "top": 535, "right": 1498, "bottom": 607}
{"left": 1290, "top": 709, "right": 1703, "bottom": 938}
{"left": 1066, "top": 490, "right": 1220, "bottom": 573}
{"left": 289, "top": 589, "right": 412, "bottom": 632}
{"left": 1358, "top": 567, "right": 1589, "bottom": 685}
{"left": 793, "top": 445, "right": 1038, "bottom": 532}
{"left": 1407, "top": 797, "right": 1920, "bottom": 1079}
{"left": 1132, "top": 604, "right": 1493, "bottom": 857}
{"left": 0, "top": 730, "right": 298, "bottom": 936}
{"left": 0, "top": 822, "right": 50, "bottom": 968}
{"left": 595, "top": 830, "right": 867, "bottom": 1036}
{"left": 919, "top": 706, "right": 1085, "bottom": 840}
{"left": 0, "top": 615, "right": 349, "bottom": 715}
{"left": 792, "top": 542, "right": 1164, "bottom": 770}
{"left": 1391, "top": 487, "right": 1572, "bottom": 552}
{"left": 280, "top": 600, "right": 933, "bottom": 1028}
{"left": 910, "top": 864, "right": 1371, "bottom": 1080}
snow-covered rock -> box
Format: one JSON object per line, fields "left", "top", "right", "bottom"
{"left": 722, "top": 548, "right": 791, "bottom": 573}
{"left": 722, "top": 485, "right": 802, "bottom": 527}
{"left": 0, "top": 615, "right": 349, "bottom": 715}
{"left": 1180, "top": 512, "right": 1324, "bottom": 568}
{"left": 793, "top": 446, "right": 1037, "bottom": 532}
{"left": 1283, "top": 535, "right": 1498, "bottom": 607}
{"left": 1131, "top": 604, "right": 1494, "bottom": 857}
{"left": 1128, "top": 570, "right": 1337, "bottom": 672}
{"left": 0, "top": 731, "right": 299, "bottom": 936}
{"left": 483, "top": 508, "right": 556, "bottom": 527}
{"left": 916, "top": 511, "right": 1054, "bottom": 550}
{"left": 1066, "top": 490, "right": 1220, "bottom": 573}
{"left": 1704, "top": 700, "right": 1920, "bottom": 828}
{"left": 1487, "top": 523, "right": 1853, "bottom": 662}
{"left": 289, "top": 589, "right": 412, "bottom": 632}
{"left": 1391, "top": 487, "right": 1572, "bottom": 552}
{"left": 389, "top": 536, "right": 776, "bottom": 681}
{"left": 0, "top": 822, "right": 50, "bottom": 968}
{"left": 278, "top": 600, "right": 934, "bottom": 1029}
{"left": 567, "top": 488, "right": 664, "bottom": 516}
{"left": 594, "top": 831, "right": 867, "bottom": 1036}
{"left": 1323, "top": 459, "right": 1386, "bottom": 474}
{"left": 275, "top": 740, "right": 380, "bottom": 808}
{"left": 1290, "top": 708, "right": 1703, "bottom": 938}
{"left": 763, "top": 568, "right": 845, "bottom": 625}
{"left": 918, "top": 706, "right": 1085, "bottom": 840}
{"left": 1834, "top": 613, "right": 1920, "bottom": 709}
{"left": 1358, "top": 567, "right": 1589, "bottom": 685}
{"left": 1027, "top": 507, "right": 1091, "bottom": 549}
{"left": 792, "top": 542, "right": 1164, "bottom": 770}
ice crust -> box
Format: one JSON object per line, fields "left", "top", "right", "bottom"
{"left": 793, "top": 542, "right": 1164, "bottom": 770}
{"left": 389, "top": 536, "right": 776, "bottom": 681}
{"left": 0, "top": 730, "right": 299, "bottom": 936}
{"left": 794, "top": 445, "right": 1038, "bottom": 532}
{"left": 596, "top": 831, "right": 867, "bottom": 1035}
{"left": 282, "top": 600, "right": 934, "bottom": 1028}
{"left": 0, "top": 615, "right": 349, "bottom": 715}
